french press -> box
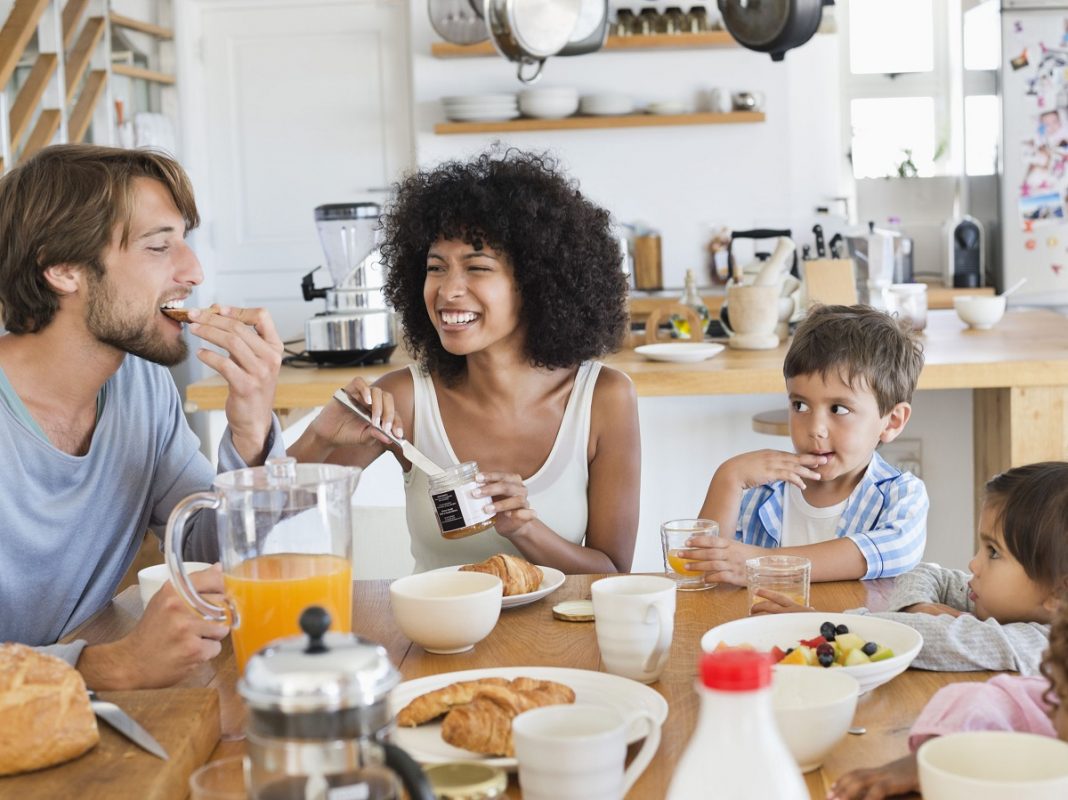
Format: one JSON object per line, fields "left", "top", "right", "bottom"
{"left": 239, "top": 607, "right": 436, "bottom": 800}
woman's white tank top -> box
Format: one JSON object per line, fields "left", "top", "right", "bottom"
{"left": 403, "top": 362, "right": 601, "bottom": 572}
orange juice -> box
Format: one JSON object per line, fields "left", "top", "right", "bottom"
{"left": 667, "top": 549, "right": 701, "bottom": 575}
{"left": 224, "top": 553, "right": 352, "bottom": 671}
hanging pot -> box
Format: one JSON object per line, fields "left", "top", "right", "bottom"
{"left": 717, "top": 0, "right": 832, "bottom": 62}
{"left": 558, "top": 0, "right": 608, "bottom": 57}
{"left": 484, "top": 0, "right": 582, "bottom": 83}
{"left": 428, "top": 0, "right": 489, "bottom": 45}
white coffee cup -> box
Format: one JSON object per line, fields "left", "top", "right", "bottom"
{"left": 591, "top": 575, "right": 675, "bottom": 683}
{"left": 918, "top": 731, "right": 1068, "bottom": 800}
{"left": 513, "top": 704, "right": 661, "bottom": 800}
{"left": 138, "top": 561, "right": 212, "bottom": 607}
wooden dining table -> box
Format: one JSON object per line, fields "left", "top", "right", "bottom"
{"left": 68, "top": 575, "right": 993, "bottom": 799}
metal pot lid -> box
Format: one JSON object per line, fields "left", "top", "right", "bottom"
{"left": 428, "top": 0, "right": 490, "bottom": 45}
{"left": 239, "top": 607, "right": 401, "bottom": 713}
{"left": 718, "top": 0, "right": 790, "bottom": 47}
{"left": 507, "top": 0, "right": 583, "bottom": 59}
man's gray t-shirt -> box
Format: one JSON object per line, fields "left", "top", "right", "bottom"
{"left": 0, "top": 355, "right": 282, "bottom": 657}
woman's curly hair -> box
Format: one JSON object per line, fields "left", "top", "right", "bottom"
{"left": 380, "top": 148, "right": 628, "bottom": 384}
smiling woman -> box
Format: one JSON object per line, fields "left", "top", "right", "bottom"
{"left": 289, "top": 148, "right": 640, "bottom": 576}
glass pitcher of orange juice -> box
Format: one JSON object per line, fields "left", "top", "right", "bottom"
{"left": 164, "top": 457, "right": 360, "bottom": 672}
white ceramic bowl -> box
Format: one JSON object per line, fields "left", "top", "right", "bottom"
{"left": 953, "top": 295, "right": 1006, "bottom": 329}
{"left": 519, "top": 88, "right": 579, "bottom": 119}
{"left": 772, "top": 667, "right": 859, "bottom": 772}
{"left": 137, "top": 562, "right": 212, "bottom": 607}
{"left": 918, "top": 731, "right": 1068, "bottom": 800}
{"left": 579, "top": 93, "right": 635, "bottom": 116}
{"left": 700, "top": 612, "right": 922, "bottom": 694}
{"left": 390, "top": 571, "right": 503, "bottom": 654}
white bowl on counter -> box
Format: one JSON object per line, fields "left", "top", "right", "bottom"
{"left": 772, "top": 668, "right": 859, "bottom": 772}
{"left": 390, "top": 570, "right": 503, "bottom": 653}
{"left": 580, "top": 93, "right": 635, "bottom": 116}
{"left": 953, "top": 295, "right": 1006, "bottom": 329}
{"left": 519, "top": 88, "right": 579, "bottom": 119}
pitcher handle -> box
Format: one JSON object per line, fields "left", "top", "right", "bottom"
{"left": 164, "top": 491, "right": 228, "bottom": 622}
{"left": 621, "top": 709, "right": 661, "bottom": 794}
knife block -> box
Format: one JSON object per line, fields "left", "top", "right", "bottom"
{"left": 802, "top": 258, "right": 858, "bottom": 307}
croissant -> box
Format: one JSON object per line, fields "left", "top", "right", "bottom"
{"left": 460, "top": 554, "right": 543, "bottom": 596}
{"left": 440, "top": 679, "right": 576, "bottom": 757}
{"left": 396, "top": 677, "right": 510, "bottom": 727}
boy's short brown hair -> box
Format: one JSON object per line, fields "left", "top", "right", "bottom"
{"left": 0, "top": 144, "right": 199, "bottom": 334}
{"left": 783, "top": 304, "right": 925, "bottom": 415}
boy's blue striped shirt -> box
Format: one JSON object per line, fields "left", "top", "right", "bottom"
{"left": 735, "top": 451, "right": 928, "bottom": 579}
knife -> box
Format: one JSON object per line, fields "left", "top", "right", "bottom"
{"left": 828, "top": 233, "right": 844, "bottom": 259}
{"left": 332, "top": 389, "right": 445, "bottom": 477}
{"left": 812, "top": 224, "right": 827, "bottom": 258}
{"left": 88, "top": 691, "right": 168, "bottom": 760}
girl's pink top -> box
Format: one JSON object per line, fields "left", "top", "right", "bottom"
{"left": 909, "top": 674, "right": 1056, "bottom": 750}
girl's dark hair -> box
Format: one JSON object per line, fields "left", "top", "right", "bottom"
{"left": 380, "top": 148, "right": 628, "bottom": 384}
{"left": 985, "top": 462, "right": 1068, "bottom": 588}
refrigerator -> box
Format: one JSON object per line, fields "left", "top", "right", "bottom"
{"left": 1000, "top": 0, "right": 1068, "bottom": 304}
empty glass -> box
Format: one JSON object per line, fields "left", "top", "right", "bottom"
{"left": 189, "top": 756, "right": 249, "bottom": 800}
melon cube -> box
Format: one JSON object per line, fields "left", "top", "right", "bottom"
{"left": 835, "top": 633, "right": 866, "bottom": 653}
{"left": 843, "top": 648, "right": 872, "bottom": 666}
{"left": 869, "top": 645, "right": 895, "bottom": 662}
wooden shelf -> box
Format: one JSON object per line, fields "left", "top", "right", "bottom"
{"left": 69, "top": 68, "right": 107, "bottom": 142}
{"left": 434, "top": 110, "right": 764, "bottom": 135}
{"left": 10, "top": 53, "right": 57, "bottom": 146}
{"left": 0, "top": 0, "right": 50, "bottom": 89}
{"left": 112, "top": 63, "right": 176, "bottom": 84}
{"left": 109, "top": 11, "right": 173, "bottom": 40}
{"left": 431, "top": 30, "right": 738, "bottom": 58}
{"left": 65, "top": 16, "right": 106, "bottom": 103}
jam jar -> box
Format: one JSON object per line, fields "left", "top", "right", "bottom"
{"left": 428, "top": 461, "right": 497, "bottom": 539}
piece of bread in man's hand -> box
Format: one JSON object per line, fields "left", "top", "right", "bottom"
{"left": 0, "top": 643, "right": 99, "bottom": 775}
{"left": 161, "top": 307, "right": 197, "bottom": 322}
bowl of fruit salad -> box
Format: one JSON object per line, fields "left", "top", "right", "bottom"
{"left": 699, "top": 612, "right": 923, "bottom": 695}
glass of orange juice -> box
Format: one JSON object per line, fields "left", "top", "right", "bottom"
{"left": 164, "top": 458, "right": 359, "bottom": 673}
{"left": 745, "top": 555, "right": 811, "bottom": 614}
{"left": 660, "top": 519, "right": 718, "bottom": 591}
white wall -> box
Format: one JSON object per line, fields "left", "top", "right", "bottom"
{"left": 407, "top": 3, "right": 848, "bottom": 287}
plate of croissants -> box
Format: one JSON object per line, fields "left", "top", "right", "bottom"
{"left": 435, "top": 553, "right": 565, "bottom": 608}
{"left": 390, "top": 666, "right": 668, "bottom": 769}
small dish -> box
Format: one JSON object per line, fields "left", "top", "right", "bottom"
{"left": 427, "top": 565, "right": 566, "bottom": 608}
{"left": 634, "top": 343, "right": 725, "bottom": 363}
{"left": 645, "top": 100, "right": 687, "bottom": 116}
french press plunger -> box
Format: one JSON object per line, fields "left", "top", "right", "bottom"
{"left": 239, "top": 607, "right": 435, "bottom": 800}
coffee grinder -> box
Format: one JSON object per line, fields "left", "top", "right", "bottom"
{"left": 301, "top": 203, "right": 397, "bottom": 365}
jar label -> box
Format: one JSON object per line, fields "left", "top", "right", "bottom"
{"left": 431, "top": 485, "right": 491, "bottom": 533}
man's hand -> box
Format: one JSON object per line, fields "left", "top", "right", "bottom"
{"left": 750, "top": 588, "right": 815, "bottom": 615}
{"left": 77, "top": 565, "right": 230, "bottom": 690}
{"left": 902, "top": 602, "right": 965, "bottom": 617}
{"left": 682, "top": 535, "right": 763, "bottom": 586}
{"left": 188, "top": 306, "right": 282, "bottom": 465}
{"left": 718, "top": 449, "right": 826, "bottom": 492}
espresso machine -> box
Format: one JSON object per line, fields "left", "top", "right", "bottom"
{"left": 301, "top": 203, "right": 397, "bottom": 365}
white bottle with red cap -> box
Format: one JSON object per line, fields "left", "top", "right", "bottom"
{"left": 666, "top": 649, "right": 807, "bottom": 799}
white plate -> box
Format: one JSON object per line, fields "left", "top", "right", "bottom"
{"left": 442, "top": 94, "right": 517, "bottom": 104}
{"left": 645, "top": 100, "right": 687, "bottom": 115}
{"left": 426, "top": 565, "right": 566, "bottom": 608}
{"left": 445, "top": 109, "right": 522, "bottom": 122}
{"left": 389, "top": 666, "right": 669, "bottom": 769}
{"left": 700, "top": 612, "right": 923, "bottom": 695}
{"left": 635, "top": 343, "right": 725, "bottom": 363}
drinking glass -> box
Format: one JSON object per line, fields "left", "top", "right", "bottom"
{"left": 189, "top": 756, "right": 249, "bottom": 800}
{"left": 746, "top": 555, "right": 811, "bottom": 613}
{"left": 660, "top": 519, "right": 717, "bottom": 591}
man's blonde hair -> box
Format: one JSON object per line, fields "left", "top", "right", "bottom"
{"left": 0, "top": 144, "right": 199, "bottom": 333}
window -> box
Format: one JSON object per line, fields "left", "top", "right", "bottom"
{"left": 840, "top": 0, "right": 999, "bottom": 179}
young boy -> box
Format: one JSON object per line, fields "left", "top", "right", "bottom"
{"left": 690, "top": 304, "right": 928, "bottom": 585}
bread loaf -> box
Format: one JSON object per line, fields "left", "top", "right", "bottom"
{"left": 0, "top": 643, "right": 99, "bottom": 775}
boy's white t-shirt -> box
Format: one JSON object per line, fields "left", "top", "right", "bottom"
{"left": 780, "top": 483, "right": 849, "bottom": 547}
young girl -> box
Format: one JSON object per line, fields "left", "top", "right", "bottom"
{"left": 827, "top": 587, "right": 1068, "bottom": 799}
{"left": 288, "top": 149, "right": 640, "bottom": 574}
{"left": 753, "top": 461, "right": 1068, "bottom": 675}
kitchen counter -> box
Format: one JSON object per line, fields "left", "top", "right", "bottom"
{"left": 186, "top": 308, "right": 1068, "bottom": 527}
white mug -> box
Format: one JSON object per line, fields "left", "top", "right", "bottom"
{"left": 514, "top": 704, "right": 661, "bottom": 800}
{"left": 591, "top": 575, "right": 675, "bottom": 683}
{"left": 709, "top": 87, "right": 732, "bottom": 114}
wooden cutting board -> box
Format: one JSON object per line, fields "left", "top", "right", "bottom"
{"left": 0, "top": 688, "right": 220, "bottom": 800}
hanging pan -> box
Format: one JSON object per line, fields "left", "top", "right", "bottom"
{"left": 428, "top": 0, "right": 489, "bottom": 45}
{"left": 484, "top": 0, "right": 582, "bottom": 83}
{"left": 717, "top": 0, "right": 832, "bottom": 62}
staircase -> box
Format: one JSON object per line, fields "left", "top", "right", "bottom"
{"left": 0, "top": 0, "right": 175, "bottom": 174}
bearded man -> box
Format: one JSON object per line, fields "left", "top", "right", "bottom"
{"left": 0, "top": 145, "right": 284, "bottom": 689}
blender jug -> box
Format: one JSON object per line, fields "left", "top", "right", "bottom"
{"left": 164, "top": 457, "right": 360, "bottom": 672}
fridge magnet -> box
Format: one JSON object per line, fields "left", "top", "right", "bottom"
{"left": 1053, "top": 264, "right": 1064, "bottom": 276}
{"left": 1015, "top": 21, "right": 1023, "bottom": 34}
{"left": 1050, "top": 237, "right": 1061, "bottom": 247}
{"left": 1020, "top": 191, "right": 1066, "bottom": 228}
{"left": 1026, "top": 219, "right": 1036, "bottom": 233}
{"left": 1027, "top": 239, "right": 1038, "bottom": 250}
{"left": 1012, "top": 49, "right": 1030, "bottom": 70}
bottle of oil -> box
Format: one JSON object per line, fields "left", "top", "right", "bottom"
{"left": 671, "top": 269, "right": 710, "bottom": 339}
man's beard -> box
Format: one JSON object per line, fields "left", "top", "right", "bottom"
{"left": 85, "top": 272, "right": 188, "bottom": 367}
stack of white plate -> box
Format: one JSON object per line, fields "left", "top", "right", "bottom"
{"left": 579, "top": 93, "right": 636, "bottom": 116}
{"left": 442, "top": 94, "right": 519, "bottom": 122}
{"left": 518, "top": 87, "right": 580, "bottom": 119}
{"left": 645, "top": 99, "right": 689, "bottom": 116}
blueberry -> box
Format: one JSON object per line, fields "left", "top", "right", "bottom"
{"left": 836, "top": 624, "right": 850, "bottom": 636}
{"left": 862, "top": 641, "right": 878, "bottom": 656}
{"left": 816, "top": 642, "right": 835, "bottom": 657}
{"left": 817, "top": 650, "right": 835, "bottom": 667}
{"left": 784, "top": 647, "right": 795, "bottom": 656}
{"left": 820, "top": 621, "right": 838, "bottom": 641}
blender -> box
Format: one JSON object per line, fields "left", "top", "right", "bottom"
{"left": 301, "top": 203, "right": 397, "bottom": 365}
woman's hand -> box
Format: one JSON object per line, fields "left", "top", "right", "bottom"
{"left": 474, "top": 471, "right": 537, "bottom": 537}
{"left": 308, "top": 377, "right": 402, "bottom": 449}
{"left": 749, "top": 588, "right": 815, "bottom": 615}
